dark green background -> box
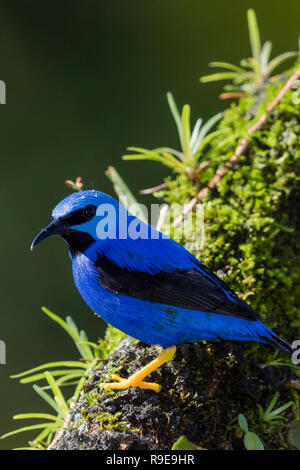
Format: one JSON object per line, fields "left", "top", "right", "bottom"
{"left": 0, "top": 0, "right": 299, "bottom": 449}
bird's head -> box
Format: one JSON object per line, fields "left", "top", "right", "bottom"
{"left": 31, "top": 190, "right": 119, "bottom": 255}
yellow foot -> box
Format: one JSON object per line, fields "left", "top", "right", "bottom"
{"left": 100, "top": 374, "right": 161, "bottom": 393}
{"left": 99, "top": 345, "right": 177, "bottom": 394}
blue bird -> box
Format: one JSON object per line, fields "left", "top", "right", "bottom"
{"left": 31, "top": 190, "right": 293, "bottom": 392}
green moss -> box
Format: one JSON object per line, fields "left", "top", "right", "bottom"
{"left": 98, "top": 324, "right": 127, "bottom": 358}
{"left": 81, "top": 410, "right": 139, "bottom": 434}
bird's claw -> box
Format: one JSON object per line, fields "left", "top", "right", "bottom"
{"left": 99, "top": 374, "right": 161, "bottom": 393}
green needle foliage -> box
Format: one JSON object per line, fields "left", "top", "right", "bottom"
{"left": 262, "top": 360, "right": 300, "bottom": 375}
{"left": 105, "top": 165, "right": 147, "bottom": 222}
{"left": 258, "top": 392, "right": 293, "bottom": 424}
{"left": 2, "top": 307, "right": 124, "bottom": 449}
{"left": 200, "top": 9, "right": 299, "bottom": 94}
{"left": 123, "top": 92, "right": 223, "bottom": 178}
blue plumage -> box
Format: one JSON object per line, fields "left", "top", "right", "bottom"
{"left": 31, "top": 190, "right": 292, "bottom": 391}
{"left": 70, "top": 237, "right": 270, "bottom": 348}
{"left": 72, "top": 249, "right": 274, "bottom": 348}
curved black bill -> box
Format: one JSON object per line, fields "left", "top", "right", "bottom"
{"left": 31, "top": 219, "right": 63, "bottom": 251}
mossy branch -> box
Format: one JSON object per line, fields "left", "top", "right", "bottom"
{"left": 174, "top": 68, "right": 300, "bottom": 227}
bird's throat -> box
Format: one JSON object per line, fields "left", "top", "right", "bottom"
{"left": 60, "top": 229, "right": 95, "bottom": 257}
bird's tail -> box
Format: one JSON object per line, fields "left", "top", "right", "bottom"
{"left": 263, "top": 332, "right": 294, "bottom": 355}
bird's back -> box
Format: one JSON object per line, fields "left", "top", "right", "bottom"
{"left": 71, "top": 235, "right": 289, "bottom": 351}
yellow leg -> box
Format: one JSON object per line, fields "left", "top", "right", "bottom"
{"left": 99, "top": 345, "right": 176, "bottom": 393}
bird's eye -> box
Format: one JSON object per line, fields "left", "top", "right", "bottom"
{"left": 83, "top": 205, "right": 96, "bottom": 220}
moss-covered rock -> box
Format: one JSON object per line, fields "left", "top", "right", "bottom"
{"left": 55, "top": 336, "right": 296, "bottom": 450}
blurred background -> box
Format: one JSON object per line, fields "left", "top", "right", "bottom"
{"left": 0, "top": 0, "right": 299, "bottom": 449}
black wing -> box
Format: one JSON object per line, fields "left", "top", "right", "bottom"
{"left": 95, "top": 254, "right": 259, "bottom": 322}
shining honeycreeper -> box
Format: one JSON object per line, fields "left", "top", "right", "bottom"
{"left": 31, "top": 190, "right": 293, "bottom": 392}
